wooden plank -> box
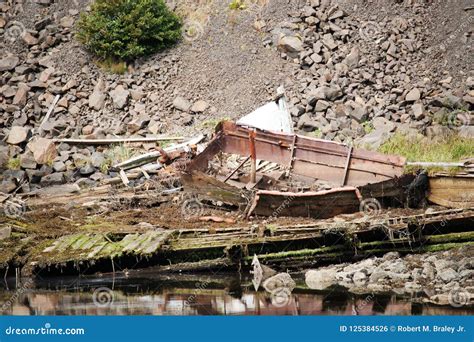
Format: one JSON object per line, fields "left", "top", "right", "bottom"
{"left": 53, "top": 137, "right": 185, "bottom": 145}
{"left": 39, "top": 95, "right": 60, "bottom": 135}
{"left": 181, "top": 171, "right": 248, "bottom": 206}
{"left": 247, "top": 187, "right": 362, "bottom": 219}
{"left": 428, "top": 177, "right": 474, "bottom": 208}
{"left": 223, "top": 156, "right": 250, "bottom": 182}
{"left": 341, "top": 146, "right": 353, "bottom": 186}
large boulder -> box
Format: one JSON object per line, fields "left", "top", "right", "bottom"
{"left": 305, "top": 269, "right": 338, "bottom": 290}
{"left": 277, "top": 35, "right": 304, "bottom": 53}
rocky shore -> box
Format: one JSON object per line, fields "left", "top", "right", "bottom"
{"left": 305, "top": 246, "right": 474, "bottom": 307}
{"left": 1, "top": 0, "right": 473, "bottom": 195}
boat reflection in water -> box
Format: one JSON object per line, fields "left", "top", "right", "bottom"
{"left": 0, "top": 273, "right": 471, "bottom": 316}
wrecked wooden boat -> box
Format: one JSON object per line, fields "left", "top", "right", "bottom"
{"left": 22, "top": 207, "right": 474, "bottom": 276}
{"left": 183, "top": 120, "right": 407, "bottom": 219}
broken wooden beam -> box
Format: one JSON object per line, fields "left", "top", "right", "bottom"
{"left": 53, "top": 136, "right": 185, "bottom": 145}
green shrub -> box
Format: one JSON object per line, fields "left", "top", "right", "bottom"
{"left": 76, "top": 0, "right": 182, "bottom": 61}
{"left": 229, "top": 0, "right": 247, "bottom": 10}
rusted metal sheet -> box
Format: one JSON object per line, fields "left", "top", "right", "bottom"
{"left": 191, "top": 122, "right": 405, "bottom": 187}
{"left": 428, "top": 176, "right": 474, "bottom": 208}
{"left": 248, "top": 187, "right": 362, "bottom": 219}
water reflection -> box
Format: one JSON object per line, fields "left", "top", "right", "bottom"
{"left": 0, "top": 273, "right": 471, "bottom": 316}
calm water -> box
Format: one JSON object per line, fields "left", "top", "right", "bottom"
{"left": 0, "top": 271, "right": 471, "bottom": 316}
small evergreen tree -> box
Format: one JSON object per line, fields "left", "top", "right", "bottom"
{"left": 76, "top": 0, "right": 182, "bottom": 61}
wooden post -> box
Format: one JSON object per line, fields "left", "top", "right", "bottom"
{"left": 341, "top": 146, "right": 353, "bottom": 187}
{"left": 288, "top": 134, "right": 297, "bottom": 170}
{"left": 249, "top": 130, "right": 257, "bottom": 183}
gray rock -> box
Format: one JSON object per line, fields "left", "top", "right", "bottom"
{"left": 0, "top": 146, "right": 9, "bottom": 170}
{"left": 59, "top": 16, "right": 75, "bottom": 28}
{"left": 173, "top": 96, "right": 192, "bottom": 112}
{"left": 315, "top": 100, "right": 330, "bottom": 112}
{"left": 79, "top": 165, "right": 95, "bottom": 176}
{"left": 297, "top": 114, "right": 319, "bottom": 131}
{"left": 0, "top": 226, "right": 12, "bottom": 240}
{"left": 437, "top": 268, "right": 457, "bottom": 283}
{"left": 422, "top": 263, "right": 436, "bottom": 280}
{"left": 40, "top": 172, "right": 65, "bottom": 186}
{"left": 277, "top": 35, "right": 304, "bottom": 53}
{"left": 262, "top": 273, "right": 296, "bottom": 293}
{"left": 0, "top": 56, "right": 20, "bottom": 71}
{"left": 344, "top": 47, "right": 359, "bottom": 69}
{"left": 324, "top": 86, "right": 343, "bottom": 101}
{"left": 352, "top": 271, "right": 367, "bottom": 285}
{"left": 89, "top": 91, "right": 106, "bottom": 111}
{"left": 458, "top": 126, "right": 474, "bottom": 138}
{"left": 190, "top": 100, "right": 209, "bottom": 113}
{"left": 109, "top": 85, "right": 130, "bottom": 109}
{"left": 20, "top": 152, "right": 37, "bottom": 169}
{"left": 349, "top": 106, "right": 368, "bottom": 123}
{"left": 357, "top": 128, "right": 393, "bottom": 150}
{"left": 90, "top": 152, "right": 105, "bottom": 168}
{"left": 404, "top": 282, "right": 423, "bottom": 292}
{"left": 26, "top": 137, "right": 58, "bottom": 164}
{"left": 328, "top": 8, "right": 345, "bottom": 20}
{"left": 0, "top": 179, "right": 17, "bottom": 193}
{"left": 7, "top": 126, "right": 29, "bottom": 145}
{"left": 12, "top": 83, "right": 30, "bottom": 106}
{"left": 21, "top": 31, "right": 38, "bottom": 46}
{"left": 412, "top": 103, "right": 424, "bottom": 119}
{"left": 405, "top": 88, "right": 421, "bottom": 102}
{"left": 127, "top": 114, "right": 150, "bottom": 133}
{"left": 372, "top": 117, "right": 396, "bottom": 132}
{"left": 434, "top": 259, "right": 454, "bottom": 271}
{"left": 426, "top": 125, "right": 451, "bottom": 139}
{"left": 305, "top": 269, "right": 337, "bottom": 290}
{"left": 369, "top": 270, "right": 389, "bottom": 283}
{"left": 322, "top": 33, "right": 337, "bottom": 50}
{"left": 89, "top": 80, "right": 106, "bottom": 111}
{"left": 52, "top": 161, "right": 66, "bottom": 172}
